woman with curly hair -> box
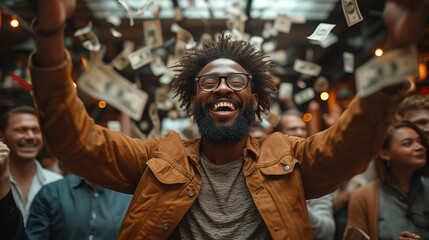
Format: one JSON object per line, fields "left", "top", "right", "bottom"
{"left": 345, "top": 121, "right": 429, "bottom": 240}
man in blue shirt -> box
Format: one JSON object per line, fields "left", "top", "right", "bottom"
{"left": 25, "top": 175, "right": 132, "bottom": 240}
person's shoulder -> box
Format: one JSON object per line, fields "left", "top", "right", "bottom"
{"left": 352, "top": 180, "right": 379, "bottom": 201}
{"left": 40, "top": 168, "right": 63, "bottom": 182}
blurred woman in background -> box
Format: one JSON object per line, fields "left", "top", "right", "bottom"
{"left": 345, "top": 121, "right": 429, "bottom": 240}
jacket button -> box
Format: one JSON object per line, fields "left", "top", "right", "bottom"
{"left": 283, "top": 165, "right": 290, "bottom": 171}
{"left": 188, "top": 189, "right": 195, "bottom": 197}
{"left": 163, "top": 224, "right": 170, "bottom": 231}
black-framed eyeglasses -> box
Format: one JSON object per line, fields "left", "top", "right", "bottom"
{"left": 406, "top": 211, "right": 429, "bottom": 228}
{"left": 195, "top": 73, "right": 252, "bottom": 92}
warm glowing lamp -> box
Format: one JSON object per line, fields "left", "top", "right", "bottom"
{"left": 320, "top": 92, "right": 329, "bottom": 101}
{"left": 98, "top": 101, "right": 107, "bottom": 108}
{"left": 375, "top": 48, "right": 383, "bottom": 57}
{"left": 10, "top": 17, "right": 19, "bottom": 28}
{"left": 303, "top": 113, "right": 312, "bottom": 122}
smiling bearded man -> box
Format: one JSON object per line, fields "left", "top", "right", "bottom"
{"left": 26, "top": 0, "right": 429, "bottom": 237}
{"left": 193, "top": 95, "right": 256, "bottom": 144}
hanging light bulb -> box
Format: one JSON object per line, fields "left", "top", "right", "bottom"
{"left": 375, "top": 48, "right": 383, "bottom": 57}
{"left": 10, "top": 16, "right": 19, "bottom": 28}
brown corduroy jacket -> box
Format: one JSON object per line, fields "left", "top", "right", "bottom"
{"left": 29, "top": 50, "right": 407, "bottom": 240}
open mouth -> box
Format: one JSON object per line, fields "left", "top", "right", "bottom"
{"left": 18, "top": 143, "right": 38, "bottom": 151}
{"left": 210, "top": 100, "right": 237, "bottom": 112}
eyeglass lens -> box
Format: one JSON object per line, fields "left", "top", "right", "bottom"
{"left": 199, "top": 73, "right": 248, "bottom": 91}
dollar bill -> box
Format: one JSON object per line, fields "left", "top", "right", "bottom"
{"left": 150, "top": 55, "right": 167, "bottom": 76}
{"left": 341, "top": 0, "right": 363, "bottom": 27}
{"left": 174, "top": 40, "right": 186, "bottom": 59}
{"left": 174, "top": 7, "right": 184, "bottom": 21}
{"left": 262, "top": 22, "right": 278, "bottom": 39}
{"left": 343, "top": 52, "right": 355, "bottom": 73}
{"left": 148, "top": 103, "right": 161, "bottom": 139}
{"left": 73, "top": 21, "right": 92, "bottom": 37}
{"left": 118, "top": 0, "right": 134, "bottom": 26}
{"left": 77, "top": 64, "right": 149, "bottom": 121}
{"left": 107, "top": 15, "right": 121, "bottom": 27}
{"left": 135, "top": 0, "right": 154, "bottom": 17}
{"left": 110, "top": 28, "right": 122, "bottom": 38}
{"left": 355, "top": 45, "right": 419, "bottom": 98}
{"left": 249, "top": 36, "right": 264, "bottom": 51}
{"left": 128, "top": 47, "right": 152, "bottom": 70}
{"left": 278, "top": 82, "right": 293, "bottom": 99}
{"left": 293, "top": 59, "right": 322, "bottom": 77}
{"left": 197, "top": 33, "right": 212, "bottom": 49}
{"left": 82, "top": 32, "right": 101, "bottom": 52}
{"left": 267, "top": 50, "right": 287, "bottom": 66}
{"left": 262, "top": 41, "right": 277, "bottom": 53}
{"left": 111, "top": 41, "right": 135, "bottom": 71}
{"left": 178, "top": 29, "right": 195, "bottom": 49}
{"left": 307, "top": 23, "right": 336, "bottom": 41}
{"left": 89, "top": 45, "right": 106, "bottom": 67}
{"left": 274, "top": 14, "right": 292, "bottom": 34}
{"left": 319, "top": 33, "right": 338, "bottom": 48}
{"left": 144, "top": 19, "right": 163, "bottom": 49}
{"left": 294, "top": 88, "right": 315, "bottom": 105}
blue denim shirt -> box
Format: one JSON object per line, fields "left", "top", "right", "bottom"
{"left": 26, "top": 174, "right": 132, "bottom": 240}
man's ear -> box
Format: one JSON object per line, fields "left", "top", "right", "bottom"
{"left": 252, "top": 93, "right": 259, "bottom": 111}
{"left": 379, "top": 149, "right": 391, "bottom": 161}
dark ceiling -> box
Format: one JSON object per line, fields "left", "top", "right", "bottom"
{"left": 0, "top": 0, "right": 428, "bottom": 124}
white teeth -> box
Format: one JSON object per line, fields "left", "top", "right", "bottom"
{"left": 214, "top": 102, "right": 235, "bottom": 111}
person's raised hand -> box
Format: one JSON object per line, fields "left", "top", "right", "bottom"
{"left": 383, "top": 0, "right": 429, "bottom": 50}
{"left": 0, "top": 141, "right": 11, "bottom": 199}
{"left": 37, "top": 0, "right": 76, "bottom": 33}
{"left": 398, "top": 231, "right": 421, "bottom": 240}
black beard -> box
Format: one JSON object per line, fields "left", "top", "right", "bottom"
{"left": 193, "top": 94, "right": 256, "bottom": 145}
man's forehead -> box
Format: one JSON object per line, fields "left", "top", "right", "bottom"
{"left": 405, "top": 109, "right": 429, "bottom": 120}
{"left": 8, "top": 114, "right": 39, "bottom": 126}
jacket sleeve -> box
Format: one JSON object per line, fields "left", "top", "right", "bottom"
{"left": 307, "top": 193, "right": 335, "bottom": 240}
{"left": 25, "top": 189, "right": 51, "bottom": 240}
{"left": 343, "top": 184, "right": 371, "bottom": 239}
{"left": 28, "top": 50, "right": 157, "bottom": 193}
{"left": 289, "top": 84, "right": 409, "bottom": 198}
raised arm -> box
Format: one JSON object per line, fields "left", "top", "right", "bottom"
{"left": 0, "top": 142, "right": 10, "bottom": 199}
{"left": 0, "top": 142, "right": 27, "bottom": 240}
{"left": 383, "top": 0, "right": 429, "bottom": 50}
{"left": 34, "top": 0, "right": 75, "bottom": 67}
{"left": 31, "top": 0, "right": 157, "bottom": 194}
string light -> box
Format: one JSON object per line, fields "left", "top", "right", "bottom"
{"left": 98, "top": 101, "right": 107, "bottom": 109}
{"left": 320, "top": 92, "right": 329, "bottom": 101}
{"left": 375, "top": 48, "right": 383, "bottom": 57}
{"left": 10, "top": 16, "right": 19, "bottom": 28}
{"left": 303, "top": 113, "right": 312, "bottom": 122}
{"left": 81, "top": 57, "right": 89, "bottom": 71}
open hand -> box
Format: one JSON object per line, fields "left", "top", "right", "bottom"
{"left": 383, "top": 0, "right": 429, "bottom": 49}
{"left": 37, "top": 0, "right": 76, "bottom": 32}
{"left": 399, "top": 231, "right": 421, "bottom": 240}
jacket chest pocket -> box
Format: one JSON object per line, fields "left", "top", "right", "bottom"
{"left": 258, "top": 154, "right": 298, "bottom": 176}
{"left": 257, "top": 155, "right": 305, "bottom": 208}
{"left": 146, "top": 157, "right": 189, "bottom": 184}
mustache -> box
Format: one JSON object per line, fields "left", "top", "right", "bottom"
{"left": 204, "top": 94, "right": 243, "bottom": 109}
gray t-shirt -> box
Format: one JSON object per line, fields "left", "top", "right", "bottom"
{"left": 169, "top": 154, "right": 271, "bottom": 239}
